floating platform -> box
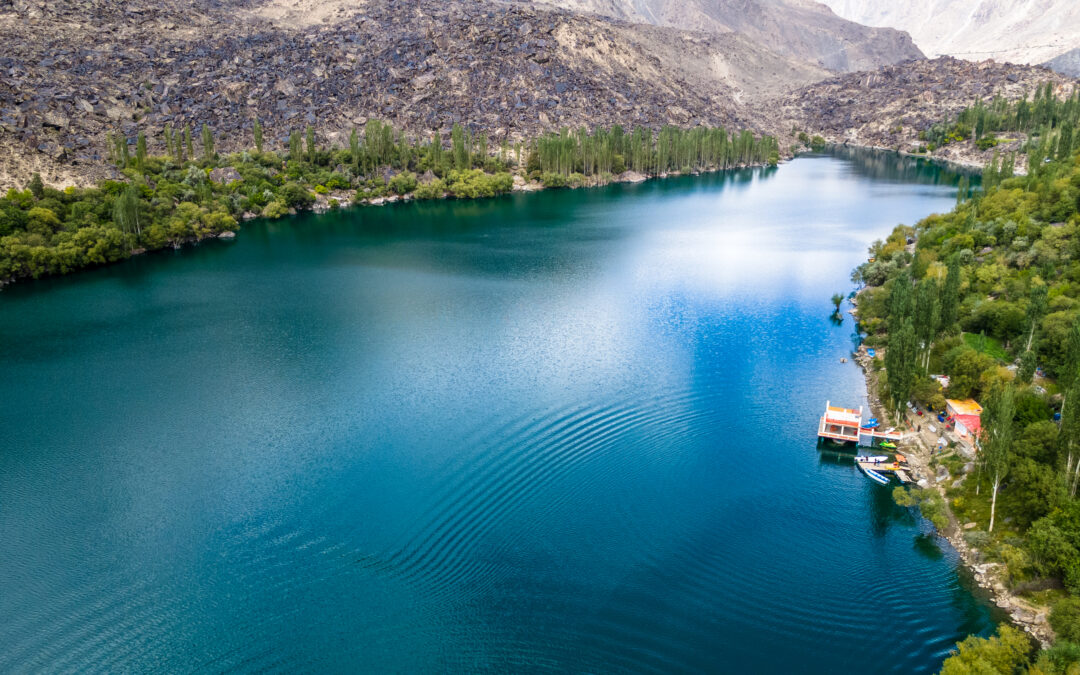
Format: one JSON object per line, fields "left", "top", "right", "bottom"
{"left": 818, "top": 400, "right": 904, "bottom": 447}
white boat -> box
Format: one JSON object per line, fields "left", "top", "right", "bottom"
{"left": 860, "top": 464, "right": 891, "bottom": 486}
{"left": 855, "top": 455, "right": 889, "bottom": 463}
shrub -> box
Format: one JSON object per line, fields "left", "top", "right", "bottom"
{"left": 540, "top": 172, "right": 568, "bottom": 188}
{"left": 414, "top": 179, "right": 446, "bottom": 200}
{"left": 389, "top": 171, "right": 418, "bottom": 195}
{"left": 1051, "top": 598, "right": 1080, "bottom": 643}
{"left": 280, "top": 182, "right": 315, "bottom": 210}
{"left": 261, "top": 199, "right": 289, "bottom": 219}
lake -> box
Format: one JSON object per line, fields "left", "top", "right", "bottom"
{"left": 0, "top": 149, "right": 998, "bottom": 672}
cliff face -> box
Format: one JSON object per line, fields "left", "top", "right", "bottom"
{"left": 528, "top": 0, "right": 925, "bottom": 73}
{"left": 821, "top": 0, "right": 1080, "bottom": 70}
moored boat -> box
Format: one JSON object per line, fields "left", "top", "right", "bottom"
{"left": 860, "top": 464, "right": 891, "bottom": 486}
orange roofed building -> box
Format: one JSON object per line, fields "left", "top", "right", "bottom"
{"left": 946, "top": 398, "right": 983, "bottom": 448}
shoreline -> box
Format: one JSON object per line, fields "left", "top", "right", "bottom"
{"left": 849, "top": 303, "right": 1053, "bottom": 647}
{"left": 0, "top": 160, "right": 777, "bottom": 292}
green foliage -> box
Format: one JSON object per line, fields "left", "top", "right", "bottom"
{"left": 939, "top": 625, "right": 1032, "bottom": 674}
{"left": 388, "top": 171, "right": 418, "bottom": 195}
{"left": 253, "top": 118, "right": 263, "bottom": 154}
{"left": 1052, "top": 598, "right": 1080, "bottom": 643}
{"left": 530, "top": 125, "right": 778, "bottom": 177}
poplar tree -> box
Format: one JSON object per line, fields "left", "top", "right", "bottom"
{"left": 253, "top": 118, "right": 263, "bottom": 154}
{"left": 112, "top": 185, "right": 142, "bottom": 237}
{"left": 1061, "top": 385, "right": 1080, "bottom": 497}
{"left": 135, "top": 132, "right": 147, "bottom": 172}
{"left": 201, "top": 124, "right": 215, "bottom": 160}
{"left": 939, "top": 257, "right": 961, "bottom": 330}
{"left": 289, "top": 131, "right": 302, "bottom": 163}
{"left": 980, "top": 386, "right": 1015, "bottom": 532}
{"left": 886, "top": 319, "right": 918, "bottom": 420}
{"left": 1025, "top": 284, "right": 1048, "bottom": 352}
{"left": 349, "top": 127, "right": 360, "bottom": 168}
{"left": 305, "top": 125, "right": 316, "bottom": 164}
{"left": 913, "top": 277, "right": 940, "bottom": 372}
{"left": 184, "top": 125, "right": 194, "bottom": 162}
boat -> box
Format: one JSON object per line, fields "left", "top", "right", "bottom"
{"left": 860, "top": 465, "right": 891, "bottom": 486}
{"left": 879, "top": 441, "right": 897, "bottom": 449}
{"left": 855, "top": 455, "right": 889, "bottom": 463}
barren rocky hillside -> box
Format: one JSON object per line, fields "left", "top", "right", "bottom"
{"left": 1, "top": 0, "right": 1076, "bottom": 190}
{"left": 528, "top": 0, "right": 924, "bottom": 73}
{"left": 0, "top": 0, "right": 835, "bottom": 188}
{"left": 779, "top": 57, "right": 1078, "bottom": 167}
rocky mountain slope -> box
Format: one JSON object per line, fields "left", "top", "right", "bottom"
{"left": 528, "top": 0, "right": 924, "bottom": 73}
{"left": 779, "top": 57, "right": 1078, "bottom": 167}
{"left": 0, "top": 0, "right": 1074, "bottom": 190}
{"left": 0, "top": 0, "right": 830, "bottom": 188}
{"left": 821, "top": 0, "right": 1080, "bottom": 69}
{"left": 1045, "top": 49, "right": 1080, "bottom": 79}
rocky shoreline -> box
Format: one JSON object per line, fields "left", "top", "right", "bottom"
{"left": 849, "top": 307, "right": 1054, "bottom": 648}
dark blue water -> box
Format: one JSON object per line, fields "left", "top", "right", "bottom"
{"left": 0, "top": 151, "right": 996, "bottom": 672}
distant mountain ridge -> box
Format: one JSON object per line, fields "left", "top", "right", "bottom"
{"left": 525, "top": 0, "right": 924, "bottom": 73}
{"left": 820, "top": 0, "right": 1080, "bottom": 72}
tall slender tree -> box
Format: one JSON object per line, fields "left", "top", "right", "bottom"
{"left": 939, "top": 257, "right": 961, "bottom": 330}
{"left": 980, "top": 385, "right": 1015, "bottom": 532}
{"left": 253, "top": 118, "right": 264, "bottom": 154}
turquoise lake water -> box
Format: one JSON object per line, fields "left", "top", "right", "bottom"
{"left": 0, "top": 150, "right": 998, "bottom": 672}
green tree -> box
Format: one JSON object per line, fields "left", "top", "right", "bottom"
{"left": 981, "top": 385, "right": 1015, "bottom": 532}
{"left": 1026, "top": 284, "right": 1049, "bottom": 352}
{"left": 112, "top": 185, "right": 142, "bottom": 237}
{"left": 886, "top": 319, "right": 918, "bottom": 419}
{"left": 349, "top": 127, "right": 360, "bottom": 168}
{"left": 939, "top": 625, "right": 1032, "bottom": 675}
{"left": 914, "top": 277, "right": 941, "bottom": 372}
{"left": 1051, "top": 598, "right": 1080, "bottom": 644}
{"left": 940, "top": 257, "right": 961, "bottom": 330}
{"left": 831, "top": 292, "right": 844, "bottom": 314}
{"left": 201, "top": 124, "right": 215, "bottom": 160}
{"left": 27, "top": 173, "right": 43, "bottom": 200}
{"left": 184, "top": 125, "right": 194, "bottom": 161}
{"left": 253, "top": 118, "right": 263, "bottom": 154}
{"left": 135, "top": 132, "right": 147, "bottom": 172}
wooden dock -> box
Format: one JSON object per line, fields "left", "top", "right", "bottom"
{"left": 856, "top": 461, "right": 912, "bottom": 484}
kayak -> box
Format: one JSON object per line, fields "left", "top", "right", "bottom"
{"left": 879, "top": 441, "right": 897, "bottom": 449}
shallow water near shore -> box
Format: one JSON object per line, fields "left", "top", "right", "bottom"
{"left": 0, "top": 149, "right": 998, "bottom": 672}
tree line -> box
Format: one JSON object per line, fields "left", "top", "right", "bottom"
{"left": 0, "top": 119, "right": 780, "bottom": 284}
{"left": 852, "top": 102, "right": 1080, "bottom": 672}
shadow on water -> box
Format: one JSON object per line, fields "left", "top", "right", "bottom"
{"left": 821, "top": 145, "right": 982, "bottom": 187}
{"left": 867, "top": 479, "right": 918, "bottom": 536}
{"left": 914, "top": 532, "right": 946, "bottom": 561}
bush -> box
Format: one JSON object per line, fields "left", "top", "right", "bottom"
{"left": 389, "top": 171, "right": 418, "bottom": 195}
{"left": 280, "top": 182, "right": 315, "bottom": 210}
{"left": 261, "top": 199, "right": 289, "bottom": 219}
{"left": 540, "top": 172, "right": 568, "bottom": 188}
{"left": 1051, "top": 598, "right": 1080, "bottom": 643}
{"left": 414, "top": 179, "right": 446, "bottom": 200}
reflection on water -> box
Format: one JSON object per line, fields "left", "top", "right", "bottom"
{"left": 0, "top": 151, "right": 995, "bottom": 673}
